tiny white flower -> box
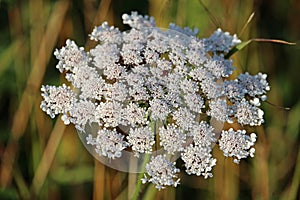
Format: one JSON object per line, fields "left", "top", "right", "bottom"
{"left": 238, "top": 72, "right": 270, "bottom": 99}
{"left": 122, "top": 11, "right": 156, "bottom": 29}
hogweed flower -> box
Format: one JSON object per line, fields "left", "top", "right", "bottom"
{"left": 40, "top": 11, "right": 270, "bottom": 190}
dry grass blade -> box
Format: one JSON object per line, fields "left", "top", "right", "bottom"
{"left": 252, "top": 38, "right": 296, "bottom": 45}
{"left": 92, "top": 0, "right": 112, "bottom": 26}
{"left": 281, "top": 147, "right": 300, "bottom": 200}
{"left": 239, "top": 12, "right": 255, "bottom": 36}
{"left": 0, "top": 0, "right": 70, "bottom": 189}
{"left": 93, "top": 161, "right": 105, "bottom": 200}
{"left": 225, "top": 38, "right": 296, "bottom": 59}
{"left": 30, "top": 120, "right": 66, "bottom": 196}
{"left": 85, "top": 0, "right": 112, "bottom": 49}
{"left": 198, "top": 0, "right": 222, "bottom": 28}
{"left": 13, "top": 166, "right": 31, "bottom": 199}
{"left": 149, "top": 0, "right": 169, "bottom": 25}
{"left": 0, "top": 41, "right": 20, "bottom": 77}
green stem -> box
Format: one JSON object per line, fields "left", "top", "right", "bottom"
{"left": 131, "top": 153, "right": 151, "bottom": 200}
{"left": 132, "top": 120, "right": 157, "bottom": 200}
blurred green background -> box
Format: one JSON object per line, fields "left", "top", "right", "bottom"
{"left": 0, "top": 0, "right": 299, "bottom": 199}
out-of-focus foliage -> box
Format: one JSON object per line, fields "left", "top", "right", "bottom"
{"left": 0, "top": 0, "right": 299, "bottom": 199}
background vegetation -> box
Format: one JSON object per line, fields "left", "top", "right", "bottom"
{"left": 0, "top": 0, "right": 299, "bottom": 199}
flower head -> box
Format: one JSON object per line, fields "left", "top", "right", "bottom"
{"left": 41, "top": 11, "right": 269, "bottom": 190}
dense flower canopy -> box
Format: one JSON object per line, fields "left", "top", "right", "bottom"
{"left": 41, "top": 11, "right": 270, "bottom": 190}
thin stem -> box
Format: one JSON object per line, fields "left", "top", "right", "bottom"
{"left": 131, "top": 153, "right": 151, "bottom": 200}
{"left": 239, "top": 12, "right": 255, "bottom": 36}
{"left": 132, "top": 120, "right": 157, "bottom": 200}
{"left": 265, "top": 100, "right": 291, "bottom": 111}
{"left": 198, "top": 0, "right": 222, "bottom": 28}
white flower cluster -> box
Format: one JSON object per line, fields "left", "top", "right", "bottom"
{"left": 142, "top": 155, "right": 180, "bottom": 190}
{"left": 40, "top": 11, "right": 270, "bottom": 190}
{"left": 219, "top": 128, "right": 257, "bottom": 164}
{"left": 86, "top": 128, "right": 128, "bottom": 159}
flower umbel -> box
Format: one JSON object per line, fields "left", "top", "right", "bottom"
{"left": 40, "top": 11, "right": 270, "bottom": 190}
{"left": 181, "top": 144, "right": 217, "bottom": 178}
{"left": 219, "top": 128, "right": 257, "bottom": 164}
{"left": 142, "top": 155, "right": 180, "bottom": 190}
